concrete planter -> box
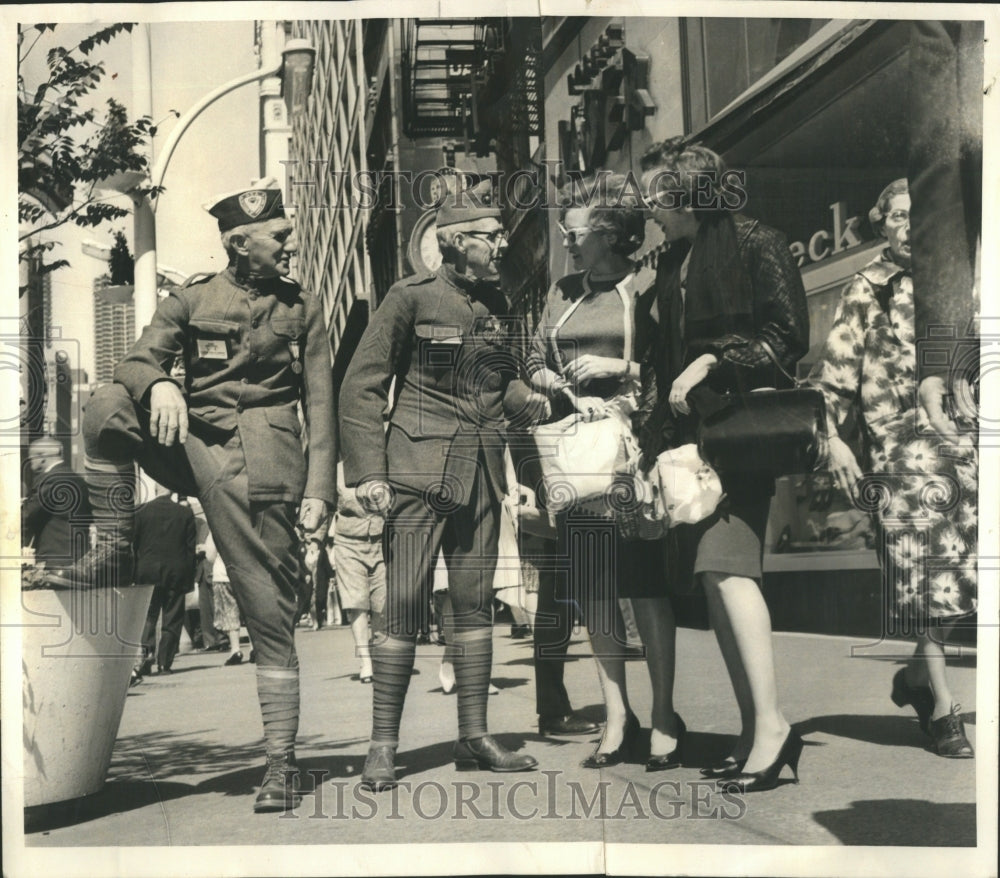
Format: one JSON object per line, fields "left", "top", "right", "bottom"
{"left": 22, "top": 584, "right": 153, "bottom": 807}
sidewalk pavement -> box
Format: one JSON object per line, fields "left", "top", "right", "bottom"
{"left": 25, "top": 623, "right": 977, "bottom": 849}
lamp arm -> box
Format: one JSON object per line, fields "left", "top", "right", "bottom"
{"left": 151, "top": 60, "right": 282, "bottom": 193}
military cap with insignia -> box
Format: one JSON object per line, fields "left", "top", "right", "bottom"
{"left": 204, "top": 180, "right": 286, "bottom": 232}
{"left": 436, "top": 179, "right": 501, "bottom": 227}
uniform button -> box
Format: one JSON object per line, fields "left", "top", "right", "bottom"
{"left": 241, "top": 377, "right": 248, "bottom": 384}
{"left": 236, "top": 404, "right": 244, "bottom": 414}
{"left": 252, "top": 318, "right": 260, "bottom": 328}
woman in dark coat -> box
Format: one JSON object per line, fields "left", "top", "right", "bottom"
{"left": 639, "top": 139, "right": 810, "bottom": 793}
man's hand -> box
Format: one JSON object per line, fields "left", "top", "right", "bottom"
{"left": 149, "top": 381, "right": 189, "bottom": 446}
{"left": 357, "top": 479, "right": 394, "bottom": 516}
{"left": 826, "top": 436, "right": 863, "bottom": 499}
{"left": 918, "top": 375, "right": 975, "bottom": 448}
{"left": 562, "top": 354, "right": 628, "bottom": 385}
{"left": 297, "top": 497, "right": 329, "bottom": 538}
{"left": 668, "top": 354, "right": 717, "bottom": 416}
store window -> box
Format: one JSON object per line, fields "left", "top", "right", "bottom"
{"left": 683, "top": 18, "right": 832, "bottom": 130}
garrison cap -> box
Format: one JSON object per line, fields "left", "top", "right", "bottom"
{"left": 436, "top": 179, "right": 501, "bottom": 228}
{"left": 204, "top": 184, "right": 285, "bottom": 233}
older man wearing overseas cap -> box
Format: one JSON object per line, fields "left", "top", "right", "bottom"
{"left": 340, "top": 180, "right": 549, "bottom": 790}
{"left": 49, "top": 182, "right": 336, "bottom": 813}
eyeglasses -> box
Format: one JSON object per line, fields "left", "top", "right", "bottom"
{"left": 557, "top": 222, "right": 595, "bottom": 246}
{"left": 464, "top": 229, "right": 507, "bottom": 245}
{"left": 884, "top": 210, "right": 909, "bottom": 225}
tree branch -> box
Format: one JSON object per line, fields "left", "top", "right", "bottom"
{"left": 17, "top": 194, "right": 132, "bottom": 242}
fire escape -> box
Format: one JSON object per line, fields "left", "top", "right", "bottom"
{"left": 401, "top": 18, "right": 541, "bottom": 156}
{"left": 401, "top": 18, "right": 547, "bottom": 324}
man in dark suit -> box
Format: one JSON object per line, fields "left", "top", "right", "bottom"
{"left": 22, "top": 437, "right": 90, "bottom": 568}
{"left": 134, "top": 487, "right": 197, "bottom": 675}
{"left": 340, "top": 182, "right": 548, "bottom": 790}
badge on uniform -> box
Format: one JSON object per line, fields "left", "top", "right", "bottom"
{"left": 197, "top": 338, "right": 230, "bottom": 359}
{"left": 289, "top": 340, "right": 303, "bottom": 374}
{"left": 473, "top": 315, "right": 518, "bottom": 345}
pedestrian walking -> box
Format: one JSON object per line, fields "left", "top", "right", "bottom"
{"left": 134, "top": 487, "right": 198, "bottom": 676}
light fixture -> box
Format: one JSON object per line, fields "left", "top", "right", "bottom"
{"left": 281, "top": 39, "right": 316, "bottom": 115}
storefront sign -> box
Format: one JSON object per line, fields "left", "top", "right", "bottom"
{"left": 789, "top": 201, "right": 865, "bottom": 267}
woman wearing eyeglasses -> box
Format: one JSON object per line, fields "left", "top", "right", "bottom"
{"left": 808, "top": 178, "right": 977, "bottom": 759}
{"left": 526, "top": 174, "right": 683, "bottom": 771}
{"left": 639, "top": 139, "right": 809, "bottom": 793}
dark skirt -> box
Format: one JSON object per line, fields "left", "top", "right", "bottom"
{"left": 555, "top": 507, "right": 668, "bottom": 602}
{"left": 671, "top": 476, "right": 772, "bottom": 592}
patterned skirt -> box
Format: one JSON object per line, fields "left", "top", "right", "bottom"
{"left": 866, "top": 408, "right": 978, "bottom": 622}
{"left": 211, "top": 574, "right": 242, "bottom": 631}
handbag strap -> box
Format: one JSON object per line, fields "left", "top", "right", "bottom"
{"left": 549, "top": 273, "right": 634, "bottom": 376}
{"left": 758, "top": 338, "right": 802, "bottom": 387}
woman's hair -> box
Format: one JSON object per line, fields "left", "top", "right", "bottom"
{"left": 557, "top": 173, "right": 645, "bottom": 256}
{"left": 868, "top": 178, "right": 908, "bottom": 236}
{"left": 640, "top": 139, "right": 729, "bottom": 214}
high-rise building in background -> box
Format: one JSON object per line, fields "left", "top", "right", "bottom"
{"left": 92, "top": 282, "right": 136, "bottom": 386}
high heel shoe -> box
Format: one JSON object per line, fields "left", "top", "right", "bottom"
{"left": 717, "top": 728, "right": 803, "bottom": 794}
{"left": 646, "top": 715, "right": 686, "bottom": 772}
{"left": 438, "top": 661, "right": 456, "bottom": 695}
{"left": 891, "top": 668, "right": 934, "bottom": 734}
{"left": 582, "top": 712, "right": 640, "bottom": 768}
{"left": 699, "top": 757, "right": 746, "bottom": 780}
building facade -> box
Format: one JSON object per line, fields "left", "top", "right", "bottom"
{"left": 263, "top": 15, "right": 979, "bottom": 634}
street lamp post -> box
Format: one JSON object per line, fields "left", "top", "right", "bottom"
{"left": 120, "top": 25, "right": 314, "bottom": 500}
{"left": 129, "top": 27, "right": 315, "bottom": 328}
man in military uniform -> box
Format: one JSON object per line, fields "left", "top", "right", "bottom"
{"left": 340, "top": 182, "right": 548, "bottom": 790}
{"left": 49, "top": 185, "right": 335, "bottom": 813}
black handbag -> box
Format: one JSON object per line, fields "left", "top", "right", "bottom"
{"left": 697, "top": 341, "right": 826, "bottom": 476}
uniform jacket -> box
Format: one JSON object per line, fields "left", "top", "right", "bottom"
{"left": 133, "top": 494, "right": 197, "bottom": 590}
{"left": 339, "top": 265, "right": 530, "bottom": 499}
{"left": 114, "top": 268, "right": 336, "bottom": 505}
{"left": 22, "top": 462, "right": 91, "bottom": 565}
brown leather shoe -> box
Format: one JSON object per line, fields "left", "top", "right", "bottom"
{"left": 45, "top": 543, "right": 134, "bottom": 589}
{"left": 360, "top": 744, "right": 398, "bottom": 791}
{"left": 454, "top": 735, "right": 538, "bottom": 772}
{"left": 538, "top": 713, "right": 600, "bottom": 736}
{"left": 253, "top": 751, "right": 301, "bottom": 813}
{"left": 929, "top": 706, "right": 975, "bottom": 758}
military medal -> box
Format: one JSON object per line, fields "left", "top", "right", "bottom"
{"left": 289, "top": 339, "right": 303, "bottom": 373}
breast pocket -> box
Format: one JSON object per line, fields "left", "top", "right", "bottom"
{"left": 414, "top": 323, "right": 463, "bottom": 376}
{"left": 268, "top": 317, "right": 307, "bottom": 373}
{"left": 189, "top": 318, "right": 241, "bottom": 372}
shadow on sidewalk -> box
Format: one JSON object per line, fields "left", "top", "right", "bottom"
{"left": 813, "top": 799, "right": 975, "bottom": 846}
{"left": 797, "top": 713, "right": 975, "bottom": 749}
{"left": 25, "top": 779, "right": 195, "bottom": 835}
